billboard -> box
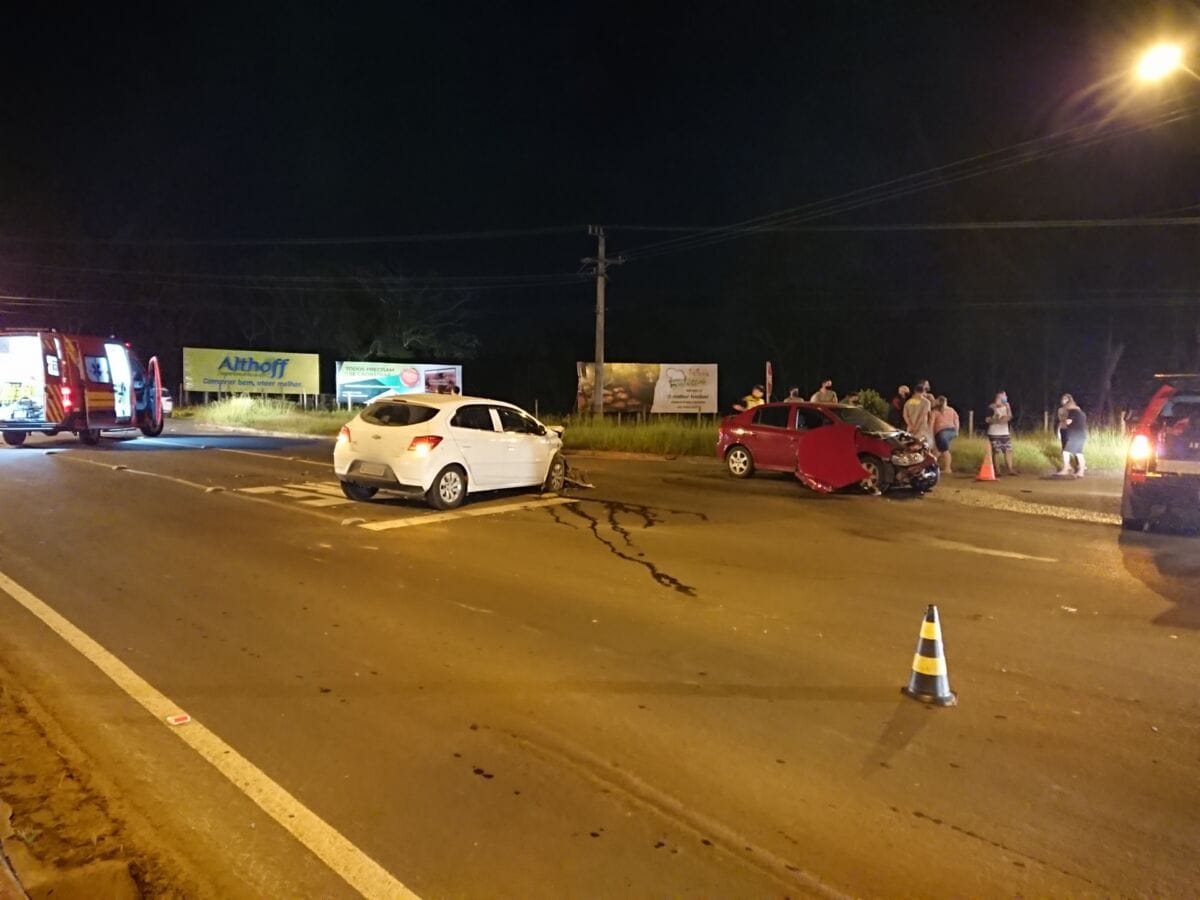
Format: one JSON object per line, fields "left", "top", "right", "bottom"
{"left": 576, "top": 363, "right": 718, "bottom": 413}
{"left": 335, "top": 361, "right": 463, "bottom": 404}
{"left": 182, "top": 347, "right": 320, "bottom": 394}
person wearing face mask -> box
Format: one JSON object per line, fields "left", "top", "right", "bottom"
{"left": 986, "top": 391, "right": 1017, "bottom": 475}
{"left": 810, "top": 379, "right": 838, "bottom": 403}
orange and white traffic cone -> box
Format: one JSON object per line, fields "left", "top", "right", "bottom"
{"left": 902, "top": 605, "right": 957, "bottom": 706}
{"left": 975, "top": 445, "right": 997, "bottom": 481}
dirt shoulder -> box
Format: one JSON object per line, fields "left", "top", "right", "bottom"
{"left": 0, "top": 670, "right": 190, "bottom": 898}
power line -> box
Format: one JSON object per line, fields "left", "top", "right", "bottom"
{"left": 615, "top": 102, "right": 1198, "bottom": 263}
{"left": 0, "top": 261, "right": 587, "bottom": 293}
{"left": 0, "top": 225, "right": 586, "bottom": 248}
{"left": 610, "top": 216, "right": 1200, "bottom": 234}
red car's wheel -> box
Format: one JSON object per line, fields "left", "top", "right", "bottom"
{"left": 725, "top": 445, "right": 754, "bottom": 478}
{"left": 858, "top": 454, "right": 891, "bottom": 493}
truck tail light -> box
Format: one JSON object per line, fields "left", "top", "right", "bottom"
{"left": 336, "top": 425, "right": 351, "bottom": 445}
{"left": 1128, "top": 432, "right": 1153, "bottom": 469}
{"left": 61, "top": 385, "right": 73, "bottom": 410}
{"left": 407, "top": 435, "right": 443, "bottom": 457}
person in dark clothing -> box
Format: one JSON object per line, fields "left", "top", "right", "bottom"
{"left": 887, "top": 385, "right": 910, "bottom": 428}
{"left": 1056, "top": 394, "right": 1088, "bottom": 477}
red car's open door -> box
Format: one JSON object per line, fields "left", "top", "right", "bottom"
{"left": 795, "top": 423, "right": 868, "bottom": 492}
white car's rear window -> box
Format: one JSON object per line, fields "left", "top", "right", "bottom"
{"left": 362, "top": 402, "right": 438, "bottom": 426}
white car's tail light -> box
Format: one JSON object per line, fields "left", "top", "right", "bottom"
{"left": 336, "top": 425, "right": 351, "bottom": 445}
{"left": 407, "top": 435, "right": 443, "bottom": 457}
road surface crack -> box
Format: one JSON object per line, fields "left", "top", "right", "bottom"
{"left": 551, "top": 501, "right": 698, "bottom": 597}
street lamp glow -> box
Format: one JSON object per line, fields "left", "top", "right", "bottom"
{"left": 1136, "top": 43, "right": 1184, "bottom": 81}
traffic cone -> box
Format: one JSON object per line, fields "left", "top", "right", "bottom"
{"left": 901, "top": 605, "right": 957, "bottom": 706}
{"left": 974, "top": 447, "right": 997, "bottom": 481}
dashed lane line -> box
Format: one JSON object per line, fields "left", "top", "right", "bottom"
{"left": 926, "top": 537, "right": 1059, "bottom": 563}
{"left": 213, "top": 447, "right": 334, "bottom": 467}
{"left": 0, "top": 568, "right": 419, "bottom": 900}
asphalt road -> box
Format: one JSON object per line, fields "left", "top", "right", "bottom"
{"left": 1, "top": 425, "right": 1198, "bottom": 898}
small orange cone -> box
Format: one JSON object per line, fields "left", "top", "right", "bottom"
{"left": 974, "top": 447, "right": 997, "bottom": 481}
{"left": 902, "top": 605, "right": 957, "bottom": 706}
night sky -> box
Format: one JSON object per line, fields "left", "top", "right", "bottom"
{"left": 2, "top": 2, "right": 1198, "bottom": 414}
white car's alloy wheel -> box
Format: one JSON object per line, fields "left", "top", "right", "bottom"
{"left": 429, "top": 466, "right": 466, "bottom": 509}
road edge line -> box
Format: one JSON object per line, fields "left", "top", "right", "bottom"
{"left": 0, "top": 568, "right": 418, "bottom": 900}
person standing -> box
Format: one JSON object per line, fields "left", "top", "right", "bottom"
{"left": 888, "top": 385, "right": 910, "bottom": 428}
{"left": 1056, "top": 396, "right": 1070, "bottom": 452}
{"left": 733, "top": 384, "right": 765, "bottom": 412}
{"left": 986, "top": 391, "right": 1017, "bottom": 475}
{"left": 931, "top": 395, "right": 960, "bottom": 473}
{"left": 903, "top": 384, "right": 934, "bottom": 447}
{"left": 784, "top": 386, "right": 803, "bottom": 403}
{"left": 1057, "top": 394, "right": 1088, "bottom": 477}
{"left": 810, "top": 380, "right": 838, "bottom": 403}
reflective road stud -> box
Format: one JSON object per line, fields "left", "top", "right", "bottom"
{"left": 902, "top": 604, "right": 957, "bottom": 706}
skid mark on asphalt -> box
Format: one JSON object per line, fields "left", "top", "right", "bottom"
{"left": 0, "top": 568, "right": 418, "bottom": 900}
{"left": 501, "top": 723, "right": 848, "bottom": 899}
{"left": 927, "top": 538, "right": 1058, "bottom": 563}
{"left": 906, "top": 810, "right": 1102, "bottom": 890}
{"left": 554, "top": 501, "right": 699, "bottom": 596}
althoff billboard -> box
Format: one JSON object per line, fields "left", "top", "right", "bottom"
{"left": 182, "top": 348, "right": 321, "bottom": 394}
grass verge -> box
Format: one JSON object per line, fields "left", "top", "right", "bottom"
{"left": 182, "top": 400, "right": 1128, "bottom": 469}
{"left": 183, "top": 398, "right": 348, "bottom": 436}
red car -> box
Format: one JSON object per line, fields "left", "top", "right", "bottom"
{"left": 716, "top": 402, "right": 940, "bottom": 493}
{"left": 1122, "top": 374, "right": 1200, "bottom": 530}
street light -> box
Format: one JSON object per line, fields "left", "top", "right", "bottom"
{"left": 1135, "top": 43, "right": 1192, "bottom": 81}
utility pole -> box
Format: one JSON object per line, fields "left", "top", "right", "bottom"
{"left": 582, "top": 226, "right": 622, "bottom": 416}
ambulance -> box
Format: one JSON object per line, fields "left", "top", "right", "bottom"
{"left": 0, "top": 329, "right": 164, "bottom": 446}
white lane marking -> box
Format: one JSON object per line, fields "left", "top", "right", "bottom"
{"left": 936, "top": 489, "right": 1121, "bottom": 526}
{"left": 238, "top": 482, "right": 353, "bottom": 507}
{"left": 928, "top": 537, "right": 1058, "bottom": 563}
{"left": 239, "top": 485, "right": 324, "bottom": 499}
{"left": 56, "top": 456, "right": 341, "bottom": 524}
{"left": 214, "top": 448, "right": 333, "bottom": 467}
{"left": 0, "top": 569, "right": 418, "bottom": 900}
{"left": 300, "top": 497, "right": 354, "bottom": 508}
{"left": 57, "top": 454, "right": 215, "bottom": 491}
{"left": 287, "top": 482, "right": 353, "bottom": 499}
{"left": 361, "top": 496, "right": 576, "bottom": 531}
{"left": 454, "top": 602, "right": 495, "bottom": 614}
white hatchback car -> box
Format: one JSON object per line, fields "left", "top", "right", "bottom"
{"left": 333, "top": 393, "right": 566, "bottom": 509}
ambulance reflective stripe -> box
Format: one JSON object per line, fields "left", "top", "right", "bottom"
{"left": 44, "top": 385, "right": 65, "bottom": 424}
{"left": 85, "top": 391, "right": 115, "bottom": 409}
{"left": 39, "top": 334, "right": 66, "bottom": 423}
